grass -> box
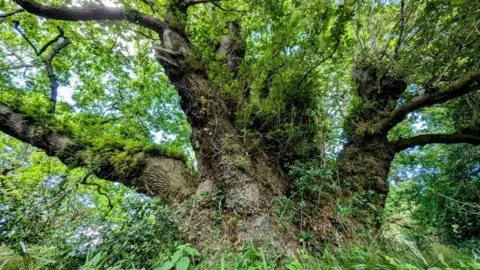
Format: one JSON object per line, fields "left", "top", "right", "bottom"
{"left": 1, "top": 241, "right": 479, "bottom": 269}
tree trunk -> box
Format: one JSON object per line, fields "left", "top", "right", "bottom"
{"left": 340, "top": 65, "right": 407, "bottom": 201}
{"left": 155, "top": 27, "right": 298, "bottom": 253}
{"left": 309, "top": 66, "right": 407, "bottom": 243}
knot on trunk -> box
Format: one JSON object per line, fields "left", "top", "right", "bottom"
{"left": 353, "top": 65, "right": 407, "bottom": 103}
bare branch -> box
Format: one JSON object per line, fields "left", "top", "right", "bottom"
{"left": 37, "top": 26, "right": 65, "bottom": 56}
{"left": 391, "top": 133, "right": 480, "bottom": 152}
{"left": 13, "top": 21, "right": 39, "bottom": 55}
{"left": 13, "top": 0, "right": 167, "bottom": 34}
{"left": 45, "top": 37, "right": 72, "bottom": 113}
{"left": 375, "top": 70, "right": 480, "bottom": 134}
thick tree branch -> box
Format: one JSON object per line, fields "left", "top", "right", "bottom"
{"left": 375, "top": 70, "right": 480, "bottom": 134}
{"left": 0, "top": 8, "right": 24, "bottom": 18}
{"left": 391, "top": 133, "right": 480, "bottom": 152}
{"left": 13, "top": 0, "right": 167, "bottom": 34}
{"left": 0, "top": 102, "right": 195, "bottom": 202}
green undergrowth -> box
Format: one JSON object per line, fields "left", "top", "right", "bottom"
{"left": 1, "top": 241, "right": 479, "bottom": 270}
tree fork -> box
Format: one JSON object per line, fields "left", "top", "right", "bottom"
{"left": 11, "top": 0, "right": 300, "bottom": 252}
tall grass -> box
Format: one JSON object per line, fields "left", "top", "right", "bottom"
{"left": 1, "top": 241, "right": 479, "bottom": 269}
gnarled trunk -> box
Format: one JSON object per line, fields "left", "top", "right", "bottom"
{"left": 155, "top": 25, "right": 298, "bottom": 252}
{"left": 339, "top": 65, "right": 407, "bottom": 203}
{"left": 310, "top": 66, "right": 406, "bottom": 243}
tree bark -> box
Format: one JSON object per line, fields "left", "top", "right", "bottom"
{"left": 10, "top": 0, "right": 299, "bottom": 253}
{"left": 0, "top": 102, "right": 195, "bottom": 202}
{"left": 310, "top": 66, "right": 407, "bottom": 242}
{"left": 9, "top": 0, "right": 480, "bottom": 253}
{"left": 154, "top": 23, "right": 298, "bottom": 253}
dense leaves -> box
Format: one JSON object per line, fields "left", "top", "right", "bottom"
{"left": 0, "top": 0, "right": 479, "bottom": 268}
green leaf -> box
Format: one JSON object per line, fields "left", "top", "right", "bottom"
{"left": 159, "top": 261, "right": 175, "bottom": 270}
{"left": 184, "top": 246, "right": 200, "bottom": 257}
{"left": 175, "top": 257, "right": 190, "bottom": 270}
{"left": 171, "top": 250, "right": 183, "bottom": 263}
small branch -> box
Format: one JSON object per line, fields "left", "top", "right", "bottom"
{"left": 391, "top": 133, "right": 480, "bottom": 152}
{"left": 297, "top": 38, "right": 340, "bottom": 86}
{"left": 7, "top": 63, "right": 33, "bottom": 70}
{"left": 44, "top": 37, "right": 72, "bottom": 113}
{"left": 13, "top": 20, "right": 39, "bottom": 55}
{"left": 375, "top": 70, "right": 480, "bottom": 134}
{"left": 185, "top": 0, "right": 246, "bottom": 12}
{"left": 211, "top": 1, "right": 245, "bottom": 12}
{"left": 12, "top": 20, "right": 70, "bottom": 113}
{"left": 186, "top": 0, "right": 221, "bottom": 6}
{"left": 37, "top": 26, "right": 65, "bottom": 56}
{"left": 80, "top": 173, "right": 114, "bottom": 213}
{"left": 1, "top": 165, "right": 21, "bottom": 176}
{"left": 134, "top": 29, "right": 160, "bottom": 41}
{"left": 0, "top": 9, "right": 24, "bottom": 18}
{"left": 393, "top": 0, "right": 405, "bottom": 61}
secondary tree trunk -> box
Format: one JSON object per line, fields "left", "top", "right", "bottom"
{"left": 321, "top": 65, "right": 407, "bottom": 241}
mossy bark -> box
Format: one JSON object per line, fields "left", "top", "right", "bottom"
{"left": 155, "top": 24, "right": 298, "bottom": 253}
{"left": 0, "top": 102, "right": 194, "bottom": 202}
{"left": 311, "top": 65, "right": 407, "bottom": 243}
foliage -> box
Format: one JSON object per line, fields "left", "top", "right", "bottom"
{"left": 0, "top": 133, "right": 180, "bottom": 269}
{"left": 388, "top": 144, "right": 480, "bottom": 245}
{"left": 2, "top": 241, "right": 479, "bottom": 270}
{"left": 0, "top": 0, "right": 479, "bottom": 268}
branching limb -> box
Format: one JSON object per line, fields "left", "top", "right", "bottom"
{"left": 80, "top": 172, "right": 114, "bottom": 213}
{"left": 44, "top": 37, "right": 71, "bottom": 113}
{"left": 37, "top": 26, "right": 65, "bottom": 56}
{"left": 13, "top": 20, "right": 39, "bottom": 54}
{"left": 13, "top": 0, "right": 168, "bottom": 34}
{"left": 375, "top": 70, "right": 480, "bottom": 134}
{"left": 12, "top": 20, "right": 71, "bottom": 113}
{"left": 391, "top": 133, "right": 480, "bottom": 152}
